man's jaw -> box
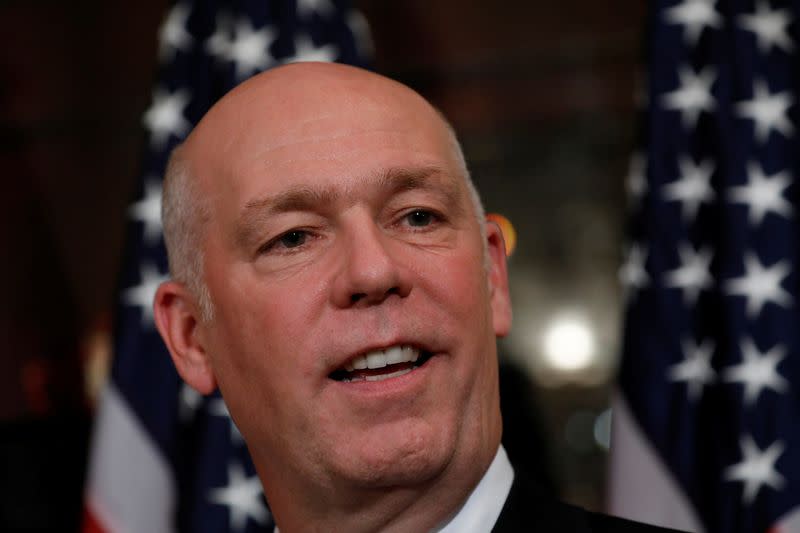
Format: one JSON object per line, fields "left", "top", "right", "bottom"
{"left": 329, "top": 345, "right": 435, "bottom": 383}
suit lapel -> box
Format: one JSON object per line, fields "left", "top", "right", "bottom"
{"left": 492, "top": 472, "right": 594, "bottom": 533}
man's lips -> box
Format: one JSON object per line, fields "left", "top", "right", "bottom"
{"left": 329, "top": 345, "right": 434, "bottom": 383}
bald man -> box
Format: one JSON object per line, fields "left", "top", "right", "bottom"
{"left": 153, "top": 63, "right": 680, "bottom": 533}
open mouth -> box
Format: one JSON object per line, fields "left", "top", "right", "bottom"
{"left": 329, "top": 345, "right": 433, "bottom": 383}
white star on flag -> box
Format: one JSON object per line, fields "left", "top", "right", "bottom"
{"left": 737, "top": 0, "right": 794, "bottom": 54}
{"left": 619, "top": 243, "right": 649, "bottom": 294}
{"left": 206, "top": 12, "right": 234, "bottom": 62}
{"left": 208, "top": 462, "right": 270, "bottom": 532}
{"left": 283, "top": 35, "right": 339, "bottom": 64}
{"left": 735, "top": 79, "right": 794, "bottom": 144}
{"left": 724, "top": 253, "right": 792, "bottom": 319}
{"left": 626, "top": 153, "right": 648, "bottom": 206}
{"left": 122, "top": 263, "right": 169, "bottom": 326}
{"left": 297, "top": 0, "right": 334, "bottom": 17}
{"left": 127, "top": 180, "right": 163, "bottom": 245}
{"left": 664, "top": 243, "right": 713, "bottom": 304}
{"left": 664, "top": 0, "right": 723, "bottom": 45}
{"left": 210, "top": 398, "right": 245, "bottom": 445}
{"left": 661, "top": 65, "right": 716, "bottom": 129}
{"left": 724, "top": 338, "right": 789, "bottom": 406}
{"left": 158, "top": 3, "right": 193, "bottom": 61}
{"left": 667, "top": 337, "right": 716, "bottom": 401}
{"left": 724, "top": 435, "right": 785, "bottom": 504}
{"left": 142, "top": 87, "right": 192, "bottom": 149}
{"left": 728, "top": 161, "right": 792, "bottom": 226}
{"left": 227, "top": 19, "right": 277, "bottom": 80}
{"left": 662, "top": 155, "right": 715, "bottom": 221}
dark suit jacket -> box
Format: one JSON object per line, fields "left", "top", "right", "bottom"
{"left": 492, "top": 472, "right": 688, "bottom": 533}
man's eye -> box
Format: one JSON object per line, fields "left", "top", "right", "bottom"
{"left": 278, "top": 230, "right": 307, "bottom": 248}
{"left": 405, "top": 210, "right": 435, "bottom": 227}
{"left": 257, "top": 229, "right": 317, "bottom": 257}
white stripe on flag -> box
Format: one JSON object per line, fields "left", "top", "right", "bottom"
{"left": 608, "top": 391, "right": 704, "bottom": 532}
{"left": 85, "top": 384, "right": 176, "bottom": 533}
{"left": 776, "top": 505, "right": 800, "bottom": 533}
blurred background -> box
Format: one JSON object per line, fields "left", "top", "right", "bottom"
{"left": 0, "top": 0, "right": 644, "bottom": 528}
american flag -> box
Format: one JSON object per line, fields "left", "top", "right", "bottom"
{"left": 609, "top": 1, "right": 800, "bottom": 532}
{"left": 83, "top": 2, "right": 370, "bottom": 532}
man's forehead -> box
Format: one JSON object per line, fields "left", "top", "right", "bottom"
{"left": 177, "top": 63, "right": 466, "bottom": 230}
{"left": 243, "top": 166, "right": 463, "bottom": 214}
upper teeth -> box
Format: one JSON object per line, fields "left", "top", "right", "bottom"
{"left": 345, "top": 346, "right": 419, "bottom": 372}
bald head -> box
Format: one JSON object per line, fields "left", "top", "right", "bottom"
{"left": 162, "top": 63, "right": 484, "bottom": 316}
{"left": 189, "top": 63, "right": 433, "bottom": 153}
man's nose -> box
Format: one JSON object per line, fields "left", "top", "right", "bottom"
{"left": 331, "top": 219, "right": 411, "bottom": 308}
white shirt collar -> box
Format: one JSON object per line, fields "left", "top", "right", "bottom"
{"left": 434, "top": 444, "right": 515, "bottom": 533}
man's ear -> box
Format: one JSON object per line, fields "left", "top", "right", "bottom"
{"left": 153, "top": 281, "right": 217, "bottom": 394}
{"left": 485, "top": 220, "right": 512, "bottom": 337}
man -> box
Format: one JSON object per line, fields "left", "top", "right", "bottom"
{"left": 153, "top": 62, "right": 679, "bottom": 532}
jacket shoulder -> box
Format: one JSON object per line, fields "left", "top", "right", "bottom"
{"left": 586, "top": 511, "right": 688, "bottom": 533}
{"left": 492, "top": 471, "right": 688, "bottom": 533}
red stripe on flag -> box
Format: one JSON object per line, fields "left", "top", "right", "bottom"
{"left": 82, "top": 506, "right": 106, "bottom": 533}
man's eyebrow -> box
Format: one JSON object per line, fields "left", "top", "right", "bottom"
{"left": 378, "top": 167, "right": 464, "bottom": 208}
{"left": 236, "top": 186, "right": 339, "bottom": 248}
{"left": 243, "top": 186, "right": 340, "bottom": 217}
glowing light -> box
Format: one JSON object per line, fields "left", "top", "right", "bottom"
{"left": 542, "top": 315, "right": 596, "bottom": 372}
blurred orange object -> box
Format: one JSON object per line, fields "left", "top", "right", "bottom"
{"left": 486, "top": 213, "right": 517, "bottom": 256}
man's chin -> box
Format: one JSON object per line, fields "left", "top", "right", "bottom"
{"left": 331, "top": 433, "right": 455, "bottom": 490}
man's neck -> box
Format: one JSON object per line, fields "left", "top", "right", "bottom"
{"left": 269, "top": 442, "right": 504, "bottom": 533}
